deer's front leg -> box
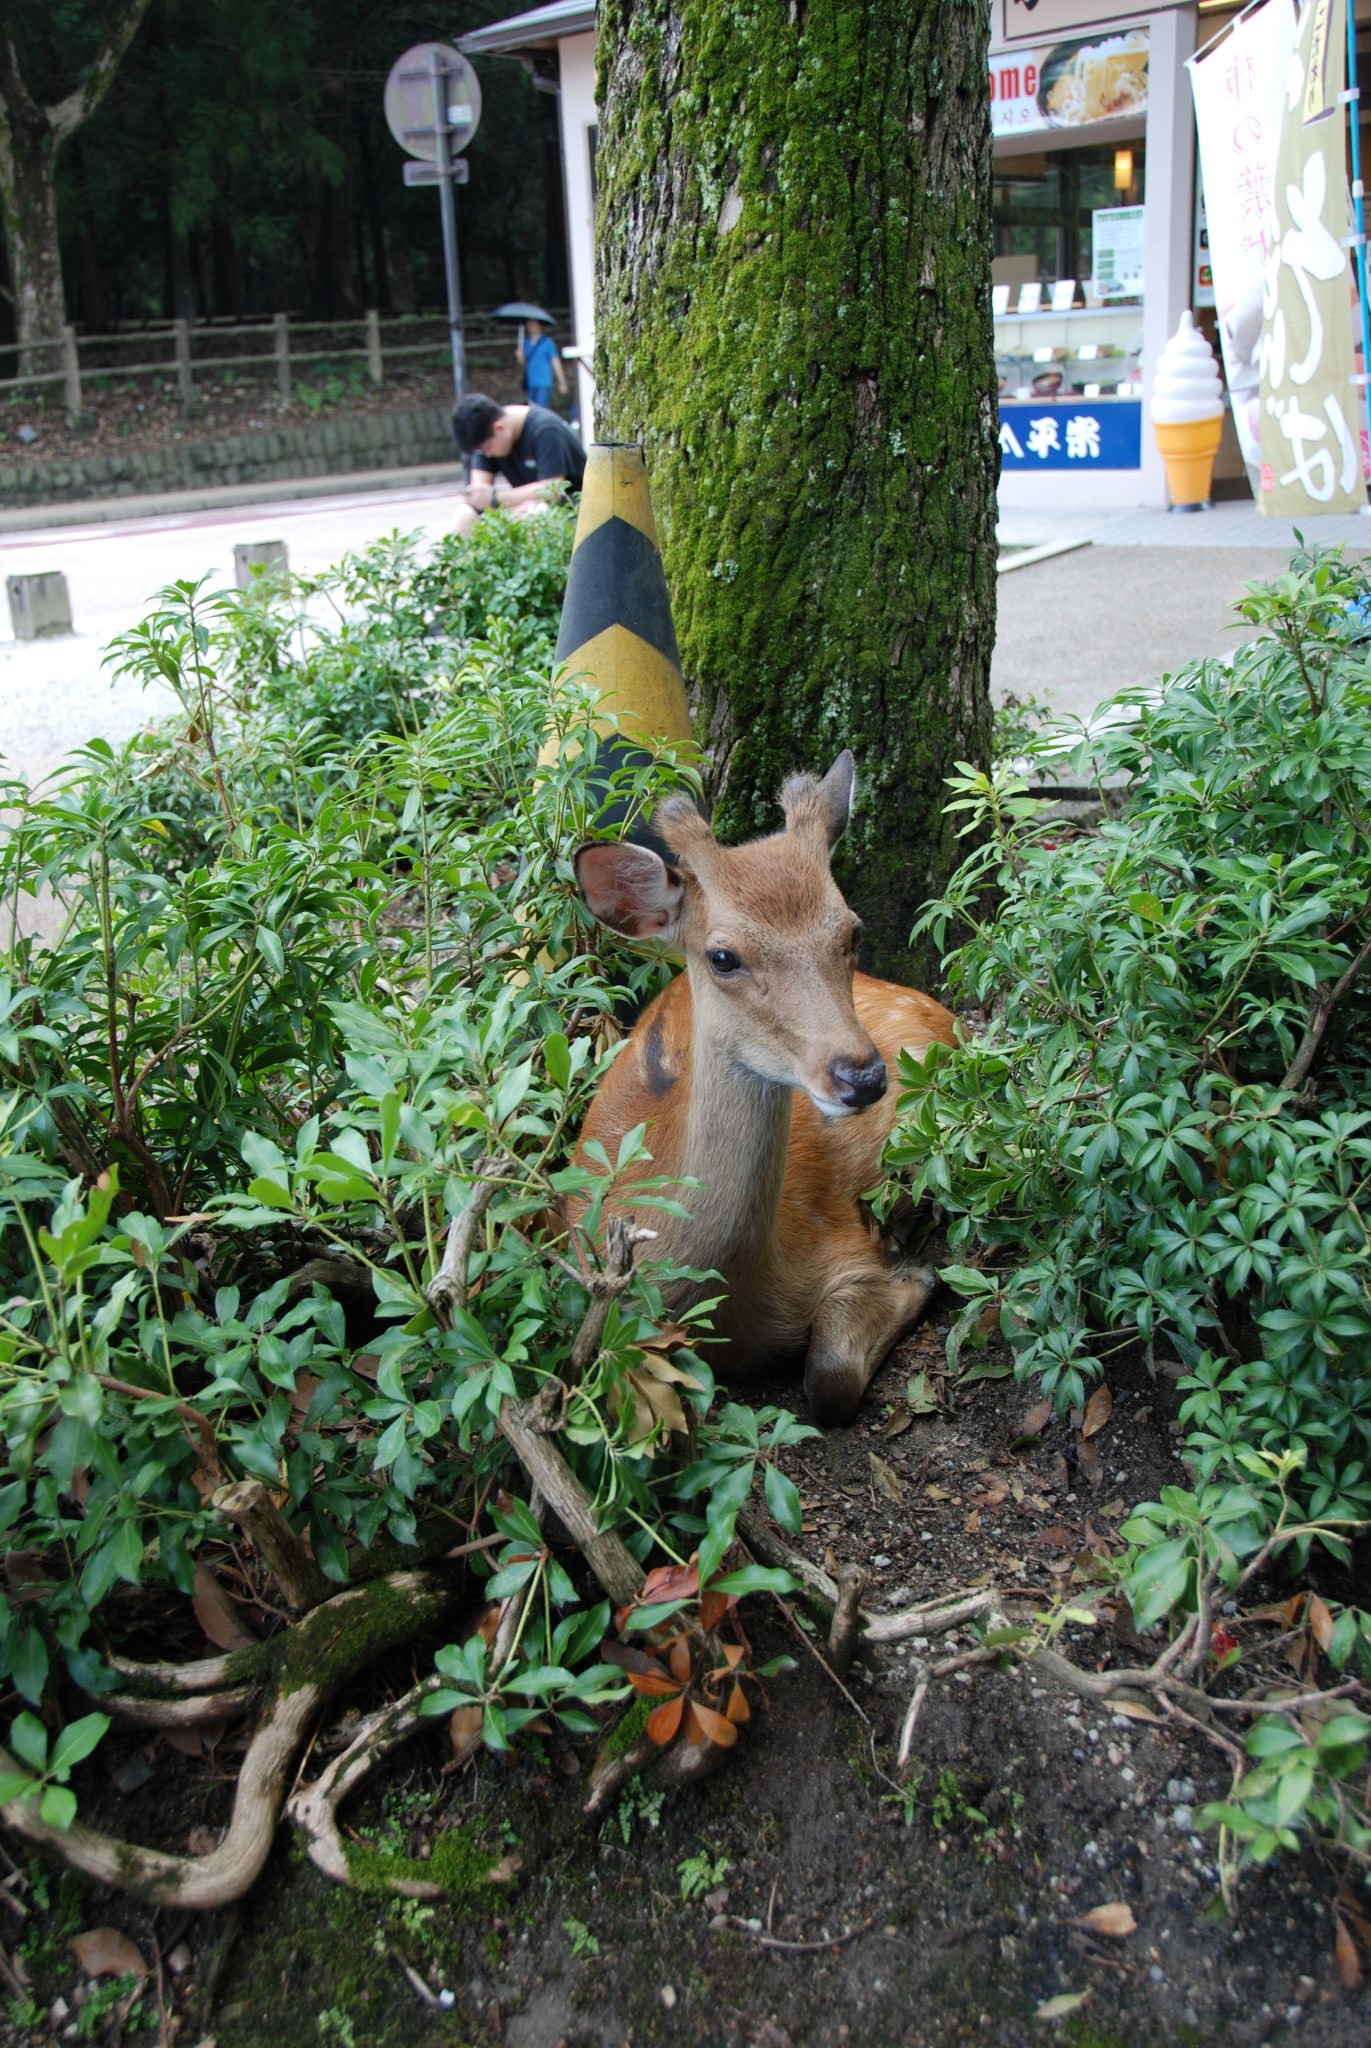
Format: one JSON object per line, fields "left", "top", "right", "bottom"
{"left": 803, "top": 1262, "right": 938, "bottom": 1425}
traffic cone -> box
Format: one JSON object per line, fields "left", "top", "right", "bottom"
{"left": 553, "top": 440, "right": 694, "bottom": 752}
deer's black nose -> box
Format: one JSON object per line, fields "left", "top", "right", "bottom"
{"left": 830, "top": 1053, "right": 887, "bottom": 1109}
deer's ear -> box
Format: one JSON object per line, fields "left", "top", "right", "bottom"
{"left": 781, "top": 750, "right": 856, "bottom": 852}
{"left": 815, "top": 751, "right": 857, "bottom": 847}
{"left": 574, "top": 841, "right": 686, "bottom": 941}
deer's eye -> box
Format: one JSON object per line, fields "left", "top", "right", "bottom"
{"left": 707, "top": 947, "right": 742, "bottom": 976}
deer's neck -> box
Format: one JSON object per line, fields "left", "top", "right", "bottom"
{"left": 675, "top": 1020, "right": 792, "bottom": 1274}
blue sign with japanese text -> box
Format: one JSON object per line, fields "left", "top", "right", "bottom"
{"left": 998, "top": 400, "right": 1142, "bottom": 470}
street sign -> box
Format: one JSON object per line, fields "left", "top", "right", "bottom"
{"left": 384, "top": 43, "right": 482, "bottom": 160}
{"left": 385, "top": 42, "right": 479, "bottom": 401}
{"left": 403, "top": 158, "right": 470, "bottom": 186}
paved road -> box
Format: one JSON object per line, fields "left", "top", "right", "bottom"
{"left": 0, "top": 481, "right": 460, "bottom": 791}
{"left": 4, "top": 478, "right": 1368, "bottom": 791}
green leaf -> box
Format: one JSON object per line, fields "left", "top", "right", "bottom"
{"left": 8, "top": 1711, "right": 48, "bottom": 1772}
{"left": 1125, "top": 1538, "right": 1194, "bottom": 1631}
{"left": 39, "top": 1784, "right": 77, "bottom": 1831}
{"left": 763, "top": 1463, "right": 803, "bottom": 1537}
{"left": 11, "top": 1627, "right": 48, "bottom": 1707}
{"left": 709, "top": 1564, "right": 800, "bottom": 1598}
{"left": 49, "top": 1714, "right": 110, "bottom": 1778}
{"left": 255, "top": 926, "right": 287, "bottom": 976}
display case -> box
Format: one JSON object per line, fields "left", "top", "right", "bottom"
{"left": 994, "top": 301, "right": 1144, "bottom": 403}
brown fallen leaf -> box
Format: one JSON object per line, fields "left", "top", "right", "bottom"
{"left": 289, "top": 1368, "right": 322, "bottom": 1427}
{"left": 883, "top": 1404, "right": 913, "bottom": 1438}
{"left": 1075, "top": 1433, "right": 1105, "bottom": 1490}
{"left": 1335, "top": 1914, "right": 1363, "bottom": 1990}
{"left": 1077, "top": 1902, "right": 1137, "bottom": 1938}
{"left": 964, "top": 1508, "right": 980, "bottom": 1535}
{"left": 1034, "top": 1525, "right": 1075, "bottom": 1550}
{"left": 449, "top": 1705, "right": 484, "bottom": 1758}
{"left": 969, "top": 1476, "right": 1010, "bottom": 1509}
{"left": 162, "top": 1719, "right": 232, "bottom": 1759}
{"left": 193, "top": 1562, "right": 257, "bottom": 1652}
{"left": 1020, "top": 1398, "right": 1052, "bottom": 1436}
{"left": 1108, "top": 1697, "right": 1164, "bottom": 1724}
{"left": 1310, "top": 1593, "right": 1336, "bottom": 1652}
{"left": 72, "top": 1928, "right": 148, "bottom": 1979}
{"left": 869, "top": 1454, "right": 906, "bottom": 1503}
{"left": 923, "top": 1483, "right": 953, "bottom": 1502}
{"left": 1081, "top": 1385, "right": 1113, "bottom": 1439}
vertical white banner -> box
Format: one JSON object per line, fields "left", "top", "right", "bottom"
{"left": 1188, "top": 0, "right": 1297, "bottom": 467}
{"left": 1258, "top": 0, "right": 1365, "bottom": 513}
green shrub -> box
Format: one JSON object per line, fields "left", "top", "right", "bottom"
{"left": 0, "top": 527, "right": 812, "bottom": 1791}
{"left": 888, "top": 542, "right": 1371, "bottom": 1539}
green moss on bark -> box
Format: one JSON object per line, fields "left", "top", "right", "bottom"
{"left": 595, "top": 0, "right": 997, "bottom": 982}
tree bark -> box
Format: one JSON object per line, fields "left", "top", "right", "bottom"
{"left": 595, "top": 0, "right": 998, "bottom": 982}
{"left": 0, "top": 0, "right": 153, "bottom": 358}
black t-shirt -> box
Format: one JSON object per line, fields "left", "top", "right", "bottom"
{"left": 471, "top": 406, "right": 586, "bottom": 493}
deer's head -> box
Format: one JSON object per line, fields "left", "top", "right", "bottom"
{"left": 574, "top": 752, "right": 887, "bottom": 1116}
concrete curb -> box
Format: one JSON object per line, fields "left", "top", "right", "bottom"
{"left": 997, "top": 535, "right": 1093, "bottom": 575}
{"left": 0, "top": 462, "right": 468, "bottom": 536}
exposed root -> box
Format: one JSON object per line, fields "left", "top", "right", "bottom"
{"left": 737, "top": 1506, "right": 993, "bottom": 1643}
{"left": 827, "top": 1565, "right": 866, "bottom": 1680}
{"left": 1, "top": 1568, "right": 460, "bottom": 1908}
{"left": 288, "top": 1675, "right": 450, "bottom": 1897}
{"left": 100, "top": 1687, "right": 259, "bottom": 1729}
{"left": 106, "top": 1646, "right": 277, "bottom": 1695}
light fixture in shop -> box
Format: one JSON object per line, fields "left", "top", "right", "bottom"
{"left": 1113, "top": 147, "right": 1134, "bottom": 191}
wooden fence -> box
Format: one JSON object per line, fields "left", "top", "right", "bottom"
{"left": 0, "top": 310, "right": 567, "bottom": 411}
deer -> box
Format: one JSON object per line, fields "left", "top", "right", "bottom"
{"left": 572, "top": 750, "right": 958, "bottom": 1425}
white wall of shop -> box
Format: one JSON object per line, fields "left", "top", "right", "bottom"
{"left": 556, "top": 33, "right": 599, "bottom": 434}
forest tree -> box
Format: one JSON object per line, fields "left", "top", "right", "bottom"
{"left": 594, "top": 0, "right": 998, "bottom": 981}
{"left": 0, "top": 0, "right": 152, "bottom": 354}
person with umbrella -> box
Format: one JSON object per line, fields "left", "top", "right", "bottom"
{"left": 496, "top": 301, "right": 568, "bottom": 410}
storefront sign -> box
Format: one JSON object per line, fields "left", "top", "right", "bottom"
{"left": 1092, "top": 205, "right": 1145, "bottom": 299}
{"left": 999, "top": 401, "right": 1142, "bottom": 469}
{"left": 999, "top": 1, "right": 1184, "bottom": 45}
{"left": 1258, "top": 0, "right": 1365, "bottom": 512}
{"left": 1189, "top": 0, "right": 1296, "bottom": 469}
{"left": 992, "top": 26, "right": 1148, "bottom": 137}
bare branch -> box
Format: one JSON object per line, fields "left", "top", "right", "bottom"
{"left": 212, "top": 1481, "right": 330, "bottom": 1613}
{"left": 1282, "top": 925, "right": 1371, "bottom": 1093}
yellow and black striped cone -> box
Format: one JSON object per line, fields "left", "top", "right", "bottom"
{"left": 553, "top": 440, "right": 694, "bottom": 752}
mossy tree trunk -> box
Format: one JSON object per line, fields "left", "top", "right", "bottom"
{"left": 595, "top": 0, "right": 998, "bottom": 982}
{"left": 0, "top": 0, "right": 153, "bottom": 364}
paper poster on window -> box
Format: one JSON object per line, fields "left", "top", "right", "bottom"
{"left": 1188, "top": 0, "right": 1296, "bottom": 469}
{"left": 1258, "top": 0, "right": 1366, "bottom": 512}
{"left": 1092, "top": 206, "right": 1145, "bottom": 300}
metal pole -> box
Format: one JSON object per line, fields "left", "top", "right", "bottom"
{"left": 1345, "top": 0, "right": 1371, "bottom": 504}
{"left": 431, "top": 49, "right": 466, "bottom": 402}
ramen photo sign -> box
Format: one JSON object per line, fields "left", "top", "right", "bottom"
{"left": 991, "top": 28, "right": 1150, "bottom": 138}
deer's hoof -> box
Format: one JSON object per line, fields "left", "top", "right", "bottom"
{"left": 804, "top": 1355, "right": 865, "bottom": 1427}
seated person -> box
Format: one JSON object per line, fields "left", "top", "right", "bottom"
{"left": 449, "top": 394, "right": 585, "bottom": 538}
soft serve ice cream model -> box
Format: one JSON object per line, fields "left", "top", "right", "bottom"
{"left": 1150, "top": 311, "right": 1226, "bottom": 510}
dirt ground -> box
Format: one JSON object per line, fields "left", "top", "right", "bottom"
{"left": 4, "top": 1313, "right": 1367, "bottom": 2048}
{"left": 0, "top": 355, "right": 533, "bottom": 473}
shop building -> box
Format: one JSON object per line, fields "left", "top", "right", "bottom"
{"left": 464, "top": 3, "right": 1368, "bottom": 515}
